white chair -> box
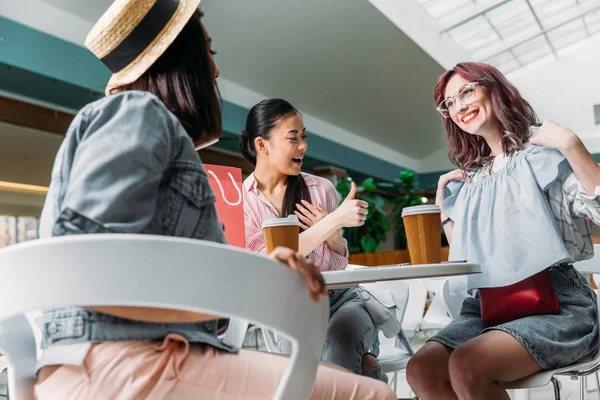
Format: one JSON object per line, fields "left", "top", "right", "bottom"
{"left": 0, "top": 234, "right": 330, "bottom": 400}
{"left": 363, "top": 280, "right": 412, "bottom": 395}
{"left": 402, "top": 280, "right": 428, "bottom": 342}
{"left": 441, "top": 279, "right": 463, "bottom": 320}
{"left": 419, "top": 278, "right": 452, "bottom": 331}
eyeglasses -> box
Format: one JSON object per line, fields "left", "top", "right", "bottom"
{"left": 436, "top": 82, "right": 480, "bottom": 119}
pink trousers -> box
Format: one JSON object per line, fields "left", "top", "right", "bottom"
{"left": 34, "top": 334, "right": 396, "bottom": 400}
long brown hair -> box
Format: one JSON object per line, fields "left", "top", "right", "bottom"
{"left": 434, "top": 62, "right": 538, "bottom": 171}
{"left": 113, "top": 11, "right": 221, "bottom": 143}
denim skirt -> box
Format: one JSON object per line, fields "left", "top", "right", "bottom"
{"left": 430, "top": 266, "right": 599, "bottom": 370}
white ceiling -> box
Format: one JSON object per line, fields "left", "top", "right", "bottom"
{"left": 3, "top": 0, "right": 451, "bottom": 172}
{"left": 9, "top": 0, "right": 600, "bottom": 175}
{"left": 201, "top": 0, "right": 446, "bottom": 158}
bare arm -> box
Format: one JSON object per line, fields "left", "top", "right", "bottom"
{"left": 298, "top": 213, "right": 344, "bottom": 256}
{"left": 296, "top": 182, "right": 366, "bottom": 257}
{"left": 532, "top": 120, "right": 600, "bottom": 195}
{"left": 560, "top": 139, "right": 600, "bottom": 195}
{"left": 436, "top": 169, "right": 470, "bottom": 245}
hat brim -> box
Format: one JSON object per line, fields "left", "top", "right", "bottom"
{"left": 105, "top": 0, "right": 202, "bottom": 95}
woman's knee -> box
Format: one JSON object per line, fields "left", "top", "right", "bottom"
{"left": 406, "top": 343, "right": 451, "bottom": 391}
{"left": 448, "top": 345, "right": 485, "bottom": 395}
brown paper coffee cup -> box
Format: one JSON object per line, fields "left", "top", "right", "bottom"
{"left": 262, "top": 215, "right": 300, "bottom": 254}
{"left": 402, "top": 205, "right": 442, "bottom": 265}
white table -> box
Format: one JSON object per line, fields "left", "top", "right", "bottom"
{"left": 322, "top": 262, "right": 481, "bottom": 289}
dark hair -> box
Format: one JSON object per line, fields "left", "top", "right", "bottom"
{"left": 113, "top": 11, "right": 221, "bottom": 142}
{"left": 433, "top": 62, "right": 538, "bottom": 171}
{"left": 240, "top": 98, "right": 311, "bottom": 219}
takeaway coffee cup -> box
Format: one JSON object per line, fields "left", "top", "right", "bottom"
{"left": 401, "top": 205, "right": 442, "bottom": 265}
{"left": 261, "top": 215, "right": 300, "bottom": 254}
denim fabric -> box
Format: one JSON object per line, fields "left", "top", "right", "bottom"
{"left": 324, "top": 288, "right": 387, "bottom": 382}
{"left": 430, "top": 266, "right": 599, "bottom": 370}
{"left": 38, "top": 91, "right": 233, "bottom": 353}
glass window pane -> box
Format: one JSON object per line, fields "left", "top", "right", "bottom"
{"left": 485, "top": 51, "right": 521, "bottom": 74}
{"left": 530, "top": 0, "right": 576, "bottom": 27}
{"left": 547, "top": 19, "right": 587, "bottom": 50}
{"left": 448, "top": 17, "right": 501, "bottom": 55}
{"left": 486, "top": 0, "right": 540, "bottom": 42}
{"left": 512, "top": 35, "right": 553, "bottom": 65}
{"left": 584, "top": 9, "right": 600, "bottom": 34}
{"left": 413, "top": 0, "right": 600, "bottom": 73}
{"left": 0, "top": 215, "right": 39, "bottom": 248}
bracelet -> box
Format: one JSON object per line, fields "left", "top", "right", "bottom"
{"left": 441, "top": 217, "right": 452, "bottom": 226}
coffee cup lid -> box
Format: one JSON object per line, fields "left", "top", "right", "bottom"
{"left": 401, "top": 204, "right": 441, "bottom": 217}
{"left": 261, "top": 215, "right": 300, "bottom": 229}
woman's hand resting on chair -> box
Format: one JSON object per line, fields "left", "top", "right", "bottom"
{"left": 270, "top": 247, "right": 327, "bottom": 303}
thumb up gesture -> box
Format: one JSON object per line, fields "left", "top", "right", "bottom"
{"left": 333, "top": 182, "right": 369, "bottom": 228}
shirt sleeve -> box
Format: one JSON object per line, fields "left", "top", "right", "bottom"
{"left": 52, "top": 92, "right": 174, "bottom": 235}
{"left": 560, "top": 169, "right": 600, "bottom": 225}
{"left": 243, "top": 192, "right": 267, "bottom": 255}
{"left": 315, "top": 179, "right": 348, "bottom": 271}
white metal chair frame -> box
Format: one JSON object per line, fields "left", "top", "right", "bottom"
{"left": 0, "top": 234, "right": 330, "bottom": 400}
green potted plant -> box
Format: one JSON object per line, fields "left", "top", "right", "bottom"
{"left": 392, "top": 169, "right": 426, "bottom": 250}
{"left": 336, "top": 177, "right": 391, "bottom": 253}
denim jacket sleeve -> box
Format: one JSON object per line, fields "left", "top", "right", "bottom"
{"left": 53, "top": 91, "right": 175, "bottom": 235}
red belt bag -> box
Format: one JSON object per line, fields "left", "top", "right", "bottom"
{"left": 479, "top": 269, "right": 559, "bottom": 327}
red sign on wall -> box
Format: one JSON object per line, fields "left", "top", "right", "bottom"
{"left": 205, "top": 164, "right": 245, "bottom": 248}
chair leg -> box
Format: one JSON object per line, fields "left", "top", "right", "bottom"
{"left": 595, "top": 372, "right": 600, "bottom": 400}
{"left": 392, "top": 371, "right": 398, "bottom": 393}
{"left": 581, "top": 377, "right": 585, "bottom": 400}
{"left": 551, "top": 377, "right": 561, "bottom": 400}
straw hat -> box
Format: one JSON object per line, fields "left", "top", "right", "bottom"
{"left": 85, "top": 0, "right": 202, "bottom": 95}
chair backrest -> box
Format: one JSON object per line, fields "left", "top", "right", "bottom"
{"left": 422, "top": 278, "right": 452, "bottom": 325}
{"left": 574, "top": 244, "right": 600, "bottom": 274}
{"left": 442, "top": 279, "right": 464, "bottom": 320}
{"left": 402, "top": 280, "right": 428, "bottom": 333}
{"left": 0, "top": 234, "right": 329, "bottom": 400}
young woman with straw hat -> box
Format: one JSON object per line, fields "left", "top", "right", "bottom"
{"left": 34, "top": 0, "right": 396, "bottom": 398}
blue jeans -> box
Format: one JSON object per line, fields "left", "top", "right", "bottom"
{"left": 324, "top": 288, "right": 386, "bottom": 382}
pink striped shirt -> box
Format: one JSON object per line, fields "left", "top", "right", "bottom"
{"left": 243, "top": 172, "right": 349, "bottom": 272}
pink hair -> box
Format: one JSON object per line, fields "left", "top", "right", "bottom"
{"left": 433, "top": 62, "right": 538, "bottom": 171}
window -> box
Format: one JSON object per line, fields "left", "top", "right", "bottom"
{"left": 417, "top": 0, "right": 600, "bottom": 73}
{"left": 0, "top": 215, "right": 40, "bottom": 248}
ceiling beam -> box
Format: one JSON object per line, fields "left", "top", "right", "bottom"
{"left": 0, "top": 96, "right": 73, "bottom": 135}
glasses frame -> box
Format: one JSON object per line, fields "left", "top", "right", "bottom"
{"left": 436, "top": 81, "right": 480, "bottom": 119}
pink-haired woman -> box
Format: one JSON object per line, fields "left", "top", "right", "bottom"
{"left": 407, "top": 62, "right": 600, "bottom": 400}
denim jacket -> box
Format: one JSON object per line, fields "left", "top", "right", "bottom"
{"left": 37, "top": 91, "right": 235, "bottom": 366}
